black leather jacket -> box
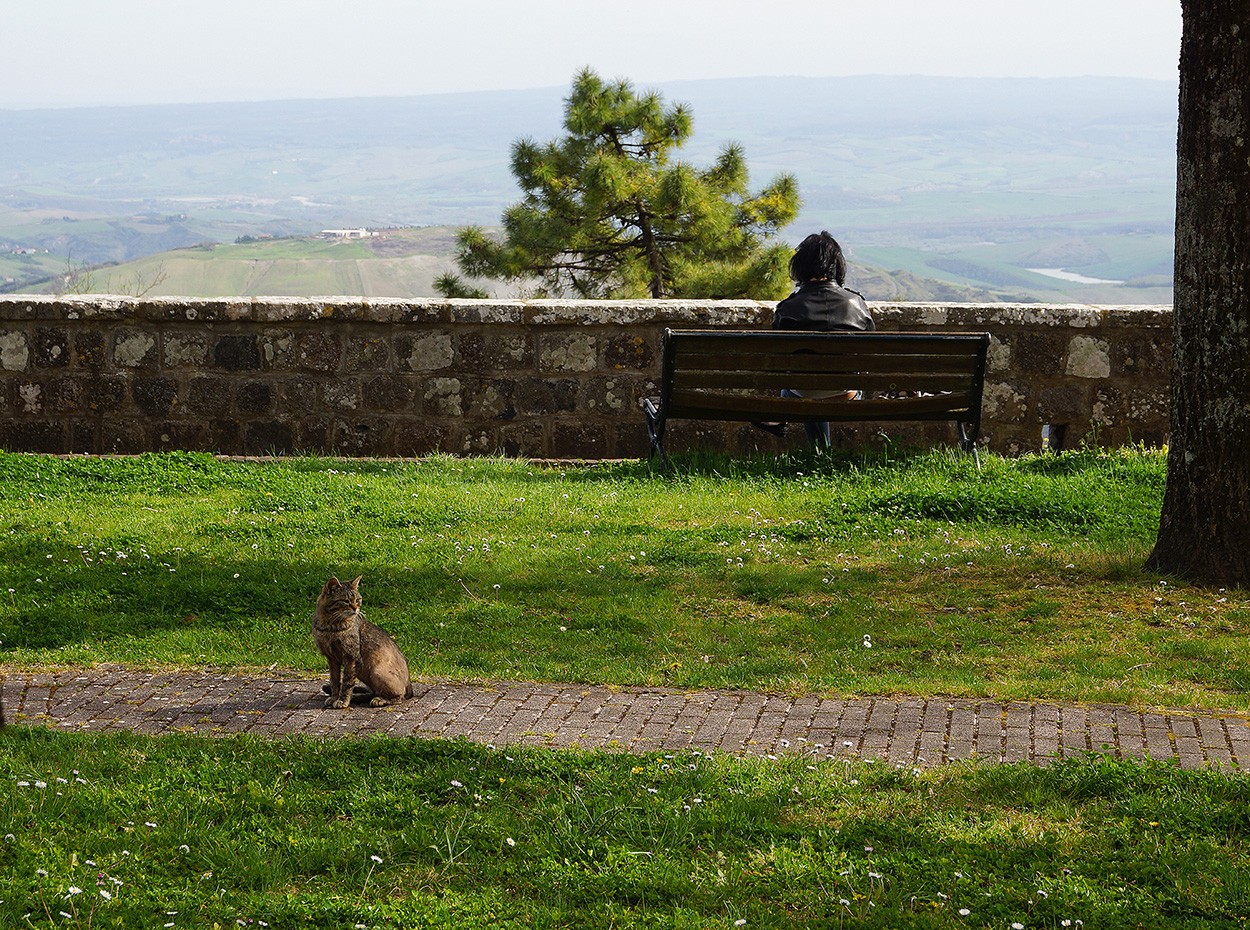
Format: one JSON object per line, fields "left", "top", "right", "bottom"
{"left": 772, "top": 281, "right": 874, "bottom": 332}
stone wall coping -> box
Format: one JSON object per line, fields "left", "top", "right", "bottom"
{"left": 0, "top": 295, "right": 1171, "bottom": 328}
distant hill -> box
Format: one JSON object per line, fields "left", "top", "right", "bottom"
{"left": 1, "top": 76, "right": 1177, "bottom": 302}
{"left": 25, "top": 228, "right": 501, "bottom": 299}
{"left": 23, "top": 227, "right": 1032, "bottom": 303}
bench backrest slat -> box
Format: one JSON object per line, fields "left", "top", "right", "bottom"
{"left": 677, "top": 370, "right": 977, "bottom": 393}
{"left": 678, "top": 352, "right": 982, "bottom": 375}
{"left": 672, "top": 331, "right": 985, "bottom": 355}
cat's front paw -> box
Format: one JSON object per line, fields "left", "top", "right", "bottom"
{"left": 324, "top": 696, "right": 349, "bottom": 709}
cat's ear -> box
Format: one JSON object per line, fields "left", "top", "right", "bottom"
{"left": 349, "top": 575, "right": 362, "bottom": 590}
{"left": 324, "top": 577, "right": 340, "bottom": 592}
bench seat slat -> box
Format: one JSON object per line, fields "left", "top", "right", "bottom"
{"left": 675, "top": 371, "right": 975, "bottom": 392}
{"left": 667, "top": 390, "right": 976, "bottom": 421}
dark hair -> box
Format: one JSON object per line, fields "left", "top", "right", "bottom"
{"left": 789, "top": 231, "right": 846, "bottom": 285}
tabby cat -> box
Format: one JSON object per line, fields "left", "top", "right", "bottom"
{"left": 313, "top": 575, "right": 414, "bottom": 708}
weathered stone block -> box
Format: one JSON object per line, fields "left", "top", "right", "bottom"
{"left": 982, "top": 380, "right": 1027, "bottom": 421}
{"left": 552, "top": 423, "right": 608, "bottom": 459}
{"left": 74, "top": 331, "right": 106, "bottom": 368}
{"left": 47, "top": 377, "right": 86, "bottom": 414}
{"left": 1090, "top": 385, "right": 1127, "bottom": 427}
{"left": 346, "top": 335, "right": 391, "bottom": 371}
{"left": 456, "top": 331, "right": 533, "bottom": 370}
{"left": 113, "top": 329, "right": 158, "bottom": 369}
{"left": 1065, "top": 336, "right": 1111, "bottom": 379}
{"left": 613, "top": 421, "right": 650, "bottom": 458}
{"left": 423, "top": 377, "right": 464, "bottom": 416}
{"left": 260, "top": 330, "right": 296, "bottom": 369}
{"left": 134, "top": 377, "right": 179, "bottom": 416}
{"left": 1037, "top": 384, "right": 1089, "bottom": 420}
{"left": 605, "top": 334, "right": 655, "bottom": 370}
{"left": 1010, "top": 332, "right": 1068, "bottom": 376}
{"left": 460, "top": 427, "right": 503, "bottom": 455}
{"left": 397, "top": 332, "right": 454, "bottom": 371}
{"left": 296, "top": 416, "right": 333, "bottom": 453}
{"left": 160, "top": 299, "right": 233, "bottom": 323}
{"left": 70, "top": 421, "right": 97, "bottom": 454}
{"left": 209, "top": 418, "right": 242, "bottom": 453}
{"left": 470, "top": 380, "right": 517, "bottom": 421}
{"left": 1125, "top": 388, "right": 1170, "bottom": 424}
{"left": 154, "top": 421, "right": 211, "bottom": 451}
{"left": 33, "top": 328, "right": 69, "bottom": 368}
{"left": 986, "top": 335, "right": 1011, "bottom": 372}
{"left": 296, "top": 333, "right": 342, "bottom": 372}
{"left": 397, "top": 303, "right": 453, "bottom": 325}
{"left": 332, "top": 419, "right": 393, "bottom": 456}
{"left": 322, "top": 380, "right": 363, "bottom": 411}
{"left": 99, "top": 420, "right": 148, "bottom": 455}
{"left": 276, "top": 376, "right": 318, "bottom": 410}
{"left": 496, "top": 421, "right": 545, "bottom": 457}
{"left": 164, "top": 333, "right": 210, "bottom": 368}
{"left": 0, "top": 331, "right": 30, "bottom": 371}
{"left": 2, "top": 420, "right": 66, "bottom": 453}
{"left": 188, "top": 376, "right": 233, "bottom": 416}
{"left": 667, "top": 421, "right": 737, "bottom": 455}
{"left": 84, "top": 377, "right": 127, "bottom": 413}
{"left": 392, "top": 420, "right": 450, "bottom": 456}
{"left": 1113, "top": 335, "right": 1170, "bottom": 375}
{"left": 362, "top": 375, "right": 415, "bottom": 412}
{"left": 17, "top": 380, "right": 42, "bottom": 414}
{"left": 539, "top": 333, "right": 597, "bottom": 372}
{"left": 237, "top": 380, "right": 273, "bottom": 414}
{"left": 244, "top": 420, "right": 295, "bottom": 455}
{"left": 213, "top": 334, "right": 262, "bottom": 371}
{"left": 513, "top": 379, "right": 577, "bottom": 415}
{"left": 585, "top": 375, "right": 642, "bottom": 414}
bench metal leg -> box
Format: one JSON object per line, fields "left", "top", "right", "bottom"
{"left": 642, "top": 399, "right": 669, "bottom": 469}
{"left": 958, "top": 422, "right": 982, "bottom": 472}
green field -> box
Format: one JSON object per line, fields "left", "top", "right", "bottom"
{"left": 10, "top": 228, "right": 524, "bottom": 299}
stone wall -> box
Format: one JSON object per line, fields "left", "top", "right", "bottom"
{"left": 0, "top": 296, "right": 1171, "bottom": 458}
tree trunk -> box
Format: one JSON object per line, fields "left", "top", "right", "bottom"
{"left": 1146, "top": 0, "right": 1250, "bottom": 586}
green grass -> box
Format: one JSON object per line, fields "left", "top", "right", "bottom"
{"left": 4, "top": 448, "right": 1249, "bottom": 928}
{"left": 1, "top": 447, "right": 1246, "bottom": 712}
{"left": 3, "top": 729, "right": 1249, "bottom": 929}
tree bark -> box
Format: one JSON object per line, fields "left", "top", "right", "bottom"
{"left": 1147, "top": 0, "right": 1250, "bottom": 586}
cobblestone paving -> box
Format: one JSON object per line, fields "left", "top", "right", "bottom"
{"left": 4, "top": 666, "right": 1249, "bottom": 769}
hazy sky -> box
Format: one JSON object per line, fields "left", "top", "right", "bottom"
{"left": 5, "top": 0, "right": 1181, "bottom": 109}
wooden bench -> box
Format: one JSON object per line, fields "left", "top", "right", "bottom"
{"left": 642, "top": 328, "right": 991, "bottom": 466}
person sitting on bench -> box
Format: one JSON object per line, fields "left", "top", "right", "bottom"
{"left": 755, "top": 231, "right": 875, "bottom": 447}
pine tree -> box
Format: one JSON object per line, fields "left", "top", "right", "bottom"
{"left": 436, "top": 68, "right": 800, "bottom": 300}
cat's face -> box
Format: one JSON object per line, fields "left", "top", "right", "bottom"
{"left": 320, "top": 575, "right": 363, "bottom": 611}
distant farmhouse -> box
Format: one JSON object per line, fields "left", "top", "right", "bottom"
{"left": 319, "top": 228, "right": 376, "bottom": 240}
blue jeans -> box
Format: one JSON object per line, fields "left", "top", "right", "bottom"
{"left": 781, "top": 389, "right": 831, "bottom": 448}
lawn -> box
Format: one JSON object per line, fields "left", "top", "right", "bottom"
{"left": 3, "top": 729, "right": 1249, "bottom": 929}
{"left": 3, "top": 448, "right": 1250, "bottom": 928}
{"left": 0, "top": 447, "right": 1245, "bottom": 712}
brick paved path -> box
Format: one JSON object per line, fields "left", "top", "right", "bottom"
{"left": 4, "top": 666, "right": 1249, "bottom": 769}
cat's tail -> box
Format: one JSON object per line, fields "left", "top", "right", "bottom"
{"left": 405, "top": 681, "right": 415, "bottom": 699}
